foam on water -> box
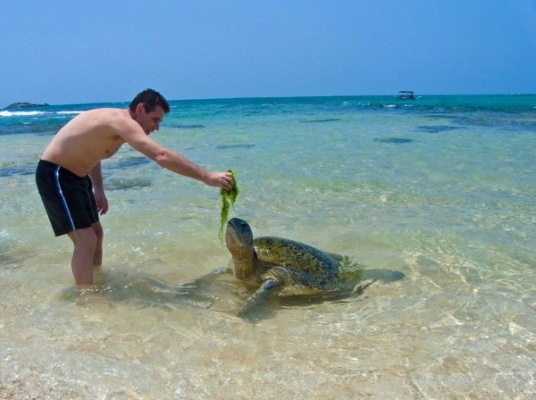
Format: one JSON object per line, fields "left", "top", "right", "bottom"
{"left": 0, "top": 110, "right": 45, "bottom": 117}
{"left": 57, "top": 110, "right": 84, "bottom": 115}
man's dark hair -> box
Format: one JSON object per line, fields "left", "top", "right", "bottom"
{"left": 129, "top": 89, "right": 170, "bottom": 113}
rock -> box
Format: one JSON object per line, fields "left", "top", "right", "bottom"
{"left": 6, "top": 102, "right": 50, "bottom": 109}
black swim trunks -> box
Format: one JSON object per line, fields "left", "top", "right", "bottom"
{"left": 36, "top": 159, "right": 99, "bottom": 236}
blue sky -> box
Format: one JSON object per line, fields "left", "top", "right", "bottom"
{"left": 1, "top": 0, "right": 535, "bottom": 105}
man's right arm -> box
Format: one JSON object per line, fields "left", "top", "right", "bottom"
{"left": 120, "top": 121, "right": 234, "bottom": 190}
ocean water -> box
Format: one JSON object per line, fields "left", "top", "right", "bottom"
{"left": 1, "top": 95, "right": 535, "bottom": 399}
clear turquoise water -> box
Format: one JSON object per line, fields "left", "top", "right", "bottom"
{"left": 1, "top": 95, "right": 535, "bottom": 398}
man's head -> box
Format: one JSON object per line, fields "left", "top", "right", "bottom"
{"left": 129, "top": 89, "right": 170, "bottom": 135}
{"left": 129, "top": 89, "right": 170, "bottom": 114}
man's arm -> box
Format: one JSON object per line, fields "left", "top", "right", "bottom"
{"left": 88, "top": 162, "right": 109, "bottom": 215}
{"left": 120, "top": 121, "right": 234, "bottom": 190}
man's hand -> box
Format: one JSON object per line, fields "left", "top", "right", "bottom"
{"left": 205, "top": 171, "right": 234, "bottom": 191}
{"left": 88, "top": 162, "right": 108, "bottom": 215}
{"left": 94, "top": 189, "right": 109, "bottom": 215}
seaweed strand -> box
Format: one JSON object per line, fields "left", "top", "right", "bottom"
{"left": 218, "top": 170, "right": 239, "bottom": 241}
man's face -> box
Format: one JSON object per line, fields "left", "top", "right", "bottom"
{"left": 136, "top": 104, "right": 165, "bottom": 135}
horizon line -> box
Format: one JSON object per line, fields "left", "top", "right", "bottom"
{"left": 4, "top": 92, "right": 536, "bottom": 109}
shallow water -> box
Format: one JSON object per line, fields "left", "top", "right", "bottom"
{"left": 1, "top": 96, "right": 535, "bottom": 399}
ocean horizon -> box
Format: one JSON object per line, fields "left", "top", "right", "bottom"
{"left": 3, "top": 92, "right": 536, "bottom": 110}
{"left": 1, "top": 94, "right": 535, "bottom": 398}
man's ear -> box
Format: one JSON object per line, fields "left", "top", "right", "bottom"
{"left": 135, "top": 103, "right": 145, "bottom": 114}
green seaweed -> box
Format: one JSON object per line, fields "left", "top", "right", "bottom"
{"left": 219, "top": 170, "right": 239, "bottom": 241}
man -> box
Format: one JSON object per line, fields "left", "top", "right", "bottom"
{"left": 36, "top": 89, "right": 234, "bottom": 288}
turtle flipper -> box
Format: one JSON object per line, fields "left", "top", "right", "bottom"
{"left": 179, "top": 266, "right": 230, "bottom": 292}
{"left": 237, "top": 279, "right": 280, "bottom": 323}
{"left": 168, "top": 266, "right": 233, "bottom": 309}
{"left": 324, "top": 251, "right": 345, "bottom": 262}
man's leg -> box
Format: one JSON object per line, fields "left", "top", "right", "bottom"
{"left": 67, "top": 227, "right": 98, "bottom": 288}
{"left": 91, "top": 221, "right": 104, "bottom": 270}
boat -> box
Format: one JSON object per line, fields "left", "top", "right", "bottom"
{"left": 395, "top": 91, "right": 415, "bottom": 100}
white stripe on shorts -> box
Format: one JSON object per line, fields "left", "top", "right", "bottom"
{"left": 54, "top": 166, "right": 75, "bottom": 231}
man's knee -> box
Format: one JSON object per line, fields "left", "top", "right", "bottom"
{"left": 92, "top": 222, "right": 104, "bottom": 243}
{"left": 69, "top": 228, "right": 98, "bottom": 250}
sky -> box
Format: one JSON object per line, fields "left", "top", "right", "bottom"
{"left": 1, "top": 0, "right": 535, "bottom": 105}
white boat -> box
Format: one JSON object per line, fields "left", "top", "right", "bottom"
{"left": 395, "top": 91, "right": 416, "bottom": 100}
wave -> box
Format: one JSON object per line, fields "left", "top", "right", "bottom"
{"left": 0, "top": 110, "right": 45, "bottom": 117}
{"left": 57, "top": 111, "right": 83, "bottom": 115}
{"left": 0, "top": 110, "right": 83, "bottom": 119}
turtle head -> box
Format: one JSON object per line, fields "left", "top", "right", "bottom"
{"left": 225, "top": 218, "right": 256, "bottom": 279}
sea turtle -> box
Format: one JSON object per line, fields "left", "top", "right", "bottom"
{"left": 221, "top": 218, "right": 375, "bottom": 321}
{"left": 169, "top": 218, "right": 402, "bottom": 322}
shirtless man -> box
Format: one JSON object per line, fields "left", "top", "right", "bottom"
{"left": 36, "top": 89, "right": 234, "bottom": 288}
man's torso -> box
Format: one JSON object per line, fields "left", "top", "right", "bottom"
{"left": 41, "top": 108, "right": 129, "bottom": 176}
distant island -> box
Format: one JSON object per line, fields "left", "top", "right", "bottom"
{"left": 6, "top": 102, "right": 50, "bottom": 109}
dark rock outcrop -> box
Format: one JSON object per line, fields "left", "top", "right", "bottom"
{"left": 6, "top": 102, "right": 50, "bottom": 109}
